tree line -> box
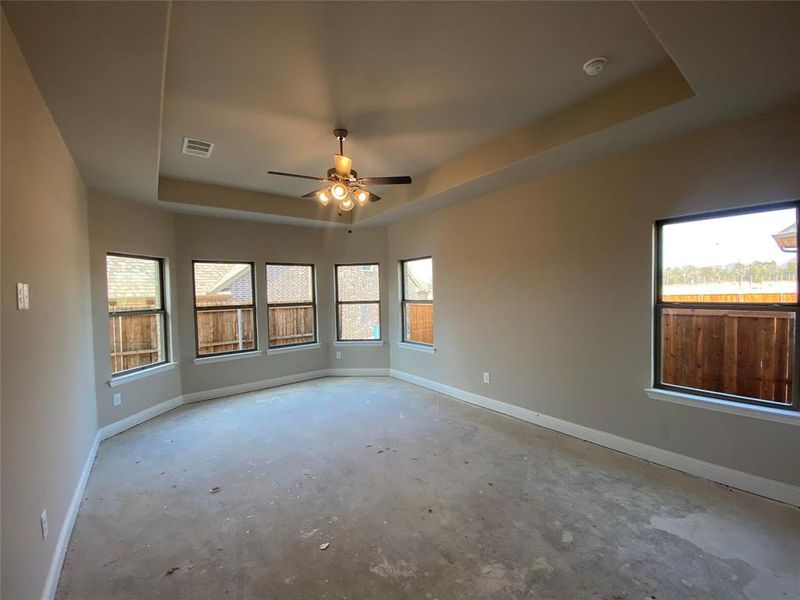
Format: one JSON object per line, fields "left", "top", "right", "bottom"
{"left": 663, "top": 260, "right": 797, "bottom": 286}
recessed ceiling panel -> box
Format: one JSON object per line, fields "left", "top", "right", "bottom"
{"left": 160, "top": 1, "right": 667, "bottom": 200}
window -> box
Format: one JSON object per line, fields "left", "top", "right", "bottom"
{"left": 336, "top": 264, "right": 381, "bottom": 341}
{"left": 107, "top": 253, "right": 168, "bottom": 376}
{"left": 266, "top": 263, "right": 316, "bottom": 348}
{"left": 193, "top": 261, "right": 256, "bottom": 357}
{"left": 401, "top": 257, "right": 434, "bottom": 346}
{"left": 655, "top": 202, "right": 799, "bottom": 411}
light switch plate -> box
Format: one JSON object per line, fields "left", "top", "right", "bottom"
{"left": 17, "top": 282, "right": 27, "bottom": 310}
{"left": 41, "top": 510, "right": 48, "bottom": 539}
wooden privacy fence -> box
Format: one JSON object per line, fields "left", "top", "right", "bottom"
{"left": 196, "top": 308, "right": 255, "bottom": 355}
{"left": 268, "top": 306, "right": 314, "bottom": 346}
{"left": 661, "top": 308, "right": 794, "bottom": 403}
{"left": 111, "top": 306, "right": 317, "bottom": 369}
{"left": 407, "top": 303, "right": 434, "bottom": 344}
{"left": 109, "top": 313, "right": 162, "bottom": 373}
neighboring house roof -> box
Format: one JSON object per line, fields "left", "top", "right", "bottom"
{"left": 773, "top": 222, "right": 797, "bottom": 252}
{"left": 407, "top": 271, "right": 433, "bottom": 299}
{"left": 207, "top": 263, "right": 250, "bottom": 295}
{"left": 106, "top": 256, "right": 158, "bottom": 304}
{"left": 194, "top": 263, "right": 248, "bottom": 295}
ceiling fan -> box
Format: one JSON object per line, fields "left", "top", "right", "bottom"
{"left": 268, "top": 129, "right": 412, "bottom": 212}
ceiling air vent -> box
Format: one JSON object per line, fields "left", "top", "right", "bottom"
{"left": 182, "top": 137, "right": 214, "bottom": 158}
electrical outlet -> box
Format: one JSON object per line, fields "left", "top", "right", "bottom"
{"left": 41, "top": 510, "right": 48, "bottom": 540}
{"left": 483, "top": 372, "right": 491, "bottom": 384}
{"left": 335, "top": 351, "right": 341, "bottom": 360}
{"left": 113, "top": 393, "right": 122, "bottom": 407}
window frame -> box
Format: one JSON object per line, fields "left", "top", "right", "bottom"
{"left": 334, "top": 262, "right": 382, "bottom": 342}
{"left": 107, "top": 252, "right": 169, "bottom": 378}
{"left": 265, "top": 262, "right": 318, "bottom": 349}
{"left": 400, "top": 256, "right": 434, "bottom": 347}
{"left": 192, "top": 259, "right": 258, "bottom": 358}
{"left": 654, "top": 200, "right": 800, "bottom": 412}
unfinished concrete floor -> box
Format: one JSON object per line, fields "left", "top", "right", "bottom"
{"left": 57, "top": 377, "right": 799, "bottom": 600}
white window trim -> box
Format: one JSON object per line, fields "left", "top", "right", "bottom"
{"left": 645, "top": 387, "right": 800, "bottom": 426}
{"left": 108, "top": 362, "right": 178, "bottom": 387}
{"left": 193, "top": 350, "right": 263, "bottom": 365}
{"left": 334, "top": 340, "right": 385, "bottom": 347}
{"left": 267, "top": 342, "right": 322, "bottom": 355}
{"left": 397, "top": 341, "right": 436, "bottom": 354}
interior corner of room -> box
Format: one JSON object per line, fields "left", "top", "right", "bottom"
{"left": 2, "top": 2, "right": 799, "bottom": 600}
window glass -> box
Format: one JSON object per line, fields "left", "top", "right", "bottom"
{"left": 661, "top": 208, "right": 797, "bottom": 303}
{"left": 660, "top": 307, "right": 794, "bottom": 404}
{"left": 656, "top": 204, "right": 798, "bottom": 409}
{"left": 336, "top": 264, "right": 380, "bottom": 341}
{"left": 266, "top": 264, "right": 313, "bottom": 304}
{"left": 193, "top": 261, "right": 256, "bottom": 356}
{"left": 106, "top": 254, "right": 161, "bottom": 311}
{"left": 266, "top": 264, "right": 316, "bottom": 348}
{"left": 337, "top": 264, "right": 380, "bottom": 301}
{"left": 339, "top": 304, "right": 381, "bottom": 340}
{"left": 402, "top": 258, "right": 434, "bottom": 345}
{"left": 194, "top": 262, "right": 253, "bottom": 307}
{"left": 106, "top": 254, "right": 167, "bottom": 374}
{"left": 403, "top": 258, "right": 433, "bottom": 301}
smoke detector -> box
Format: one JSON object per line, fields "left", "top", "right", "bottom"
{"left": 582, "top": 57, "right": 608, "bottom": 77}
{"left": 182, "top": 137, "right": 215, "bottom": 158}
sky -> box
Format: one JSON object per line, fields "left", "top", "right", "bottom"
{"left": 662, "top": 208, "right": 796, "bottom": 269}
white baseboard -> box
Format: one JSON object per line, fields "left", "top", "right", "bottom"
{"left": 98, "top": 395, "right": 185, "bottom": 441}
{"left": 182, "top": 368, "right": 389, "bottom": 404}
{"left": 182, "top": 369, "right": 330, "bottom": 403}
{"left": 327, "top": 367, "right": 390, "bottom": 377}
{"left": 389, "top": 369, "right": 800, "bottom": 507}
{"left": 41, "top": 430, "right": 101, "bottom": 600}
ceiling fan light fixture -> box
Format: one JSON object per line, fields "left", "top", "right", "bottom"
{"left": 331, "top": 182, "right": 349, "bottom": 200}
{"left": 339, "top": 196, "right": 355, "bottom": 212}
{"left": 316, "top": 189, "right": 331, "bottom": 205}
{"left": 355, "top": 189, "right": 369, "bottom": 205}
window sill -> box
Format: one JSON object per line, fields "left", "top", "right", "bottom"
{"left": 645, "top": 387, "right": 800, "bottom": 426}
{"left": 193, "top": 350, "right": 263, "bottom": 365}
{"left": 267, "top": 342, "right": 321, "bottom": 355}
{"left": 334, "top": 340, "right": 385, "bottom": 347}
{"left": 397, "top": 342, "right": 436, "bottom": 354}
{"left": 108, "top": 362, "right": 177, "bottom": 387}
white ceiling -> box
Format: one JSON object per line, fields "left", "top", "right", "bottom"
{"left": 4, "top": 1, "right": 800, "bottom": 224}
{"left": 160, "top": 1, "right": 666, "bottom": 199}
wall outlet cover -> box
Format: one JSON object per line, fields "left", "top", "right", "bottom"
{"left": 113, "top": 393, "right": 122, "bottom": 407}
{"left": 483, "top": 372, "right": 491, "bottom": 384}
{"left": 336, "top": 351, "right": 341, "bottom": 360}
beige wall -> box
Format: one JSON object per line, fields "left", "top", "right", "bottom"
{"left": 388, "top": 102, "right": 800, "bottom": 487}
{"left": 88, "top": 192, "right": 183, "bottom": 427}
{"left": 1, "top": 12, "right": 97, "bottom": 599}
{"left": 176, "top": 215, "right": 389, "bottom": 395}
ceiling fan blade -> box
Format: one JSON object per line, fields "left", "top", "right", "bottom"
{"left": 334, "top": 154, "right": 352, "bottom": 178}
{"left": 368, "top": 191, "right": 381, "bottom": 202}
{"left": 268, "top": 170, "right": 326, "bottom": 182}
{"left": 357, "top": 176, "right": 412, "bottom": 185}
{"left": 302, "top": 189, "right": 323, "bottom": 199}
